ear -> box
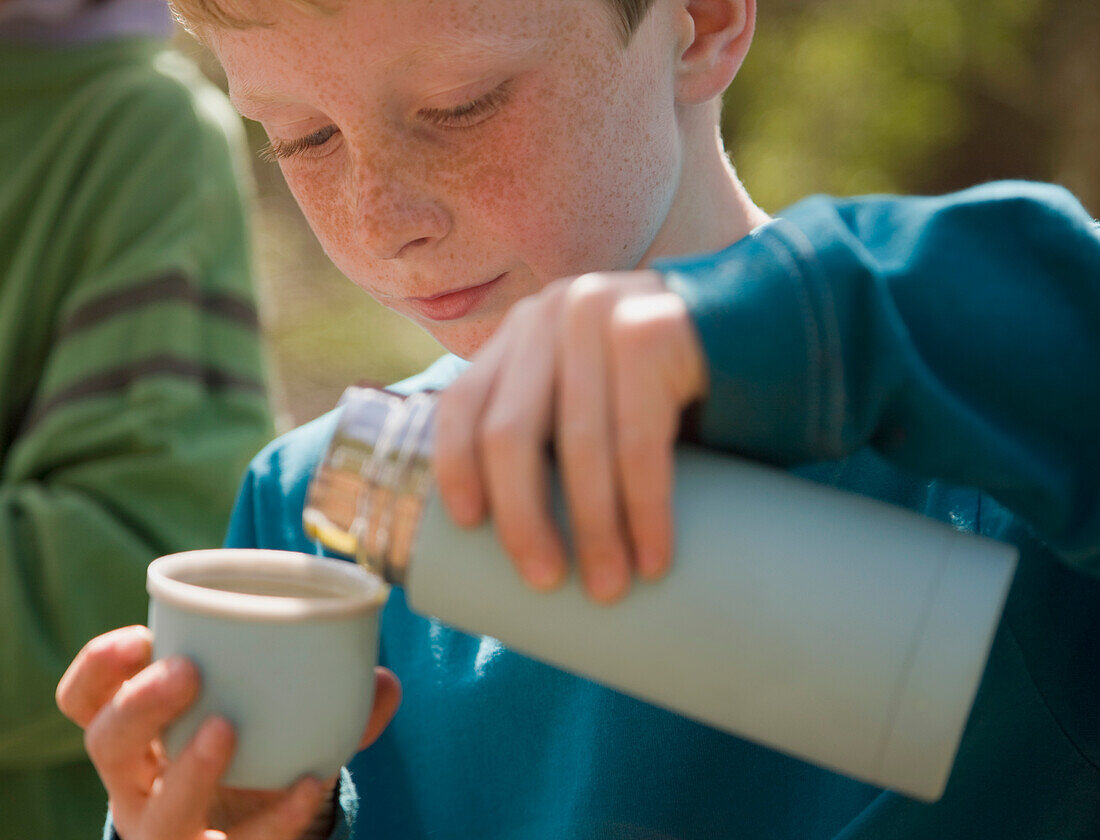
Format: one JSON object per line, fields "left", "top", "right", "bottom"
{"left": 674, "top": 0, "right": 755, "bottom": 104}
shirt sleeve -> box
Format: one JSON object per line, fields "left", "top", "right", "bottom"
{"left": 0, "top": 56, "right": 273, "bottom": 767}
{"left": 659, "top": 181, "right": 1100, "bottom": 564}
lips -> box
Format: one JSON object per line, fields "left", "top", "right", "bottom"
{"left": 405, "top": 274, "right": 504, "bottom": 322}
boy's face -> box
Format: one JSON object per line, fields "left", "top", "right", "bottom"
{"left": 212, "top": 0, "right": 686, "bottom": 357}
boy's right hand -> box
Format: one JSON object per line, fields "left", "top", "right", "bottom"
{"left": 56, "top": 625, "right": 401, "bottom": 840}
{"left": 432, "top": 272, "right": 708, "bottom": 604}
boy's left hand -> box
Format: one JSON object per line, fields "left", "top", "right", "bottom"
{"left": 433, "top": 271, "right": 707, "bottom": 603}
{"left": 56, "top": 626, "right": 401, "bottom": 840}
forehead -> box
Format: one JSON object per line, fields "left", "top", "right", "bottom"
{"left": 208, "top": 0, "right": 615, "bottom": 109}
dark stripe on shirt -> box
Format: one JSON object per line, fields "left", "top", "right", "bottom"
{"left": 57, "top": 272, "right": 260, "bottom": 339}
{"left": 25, "top": 355, "right": 265, "bottom": 432}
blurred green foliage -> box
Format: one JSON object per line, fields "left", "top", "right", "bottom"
{"left": 726, "top": 0, "right": 1097, "bottom": 211}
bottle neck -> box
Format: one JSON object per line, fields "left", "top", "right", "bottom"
{"left": 304, "top": 387, "right": 437, "bottom": 586}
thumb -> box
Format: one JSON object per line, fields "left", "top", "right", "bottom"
{"left": 612, "top": 289, "right": 708, "bottom": 407}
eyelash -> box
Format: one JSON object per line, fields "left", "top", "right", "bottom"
{"left": 418, "top": 81, "right": 513, "bottom": 129}
{"left": 259, "top": 81, "right": 513, "bottom": 162}
{"left": 260, "top": 125, "right": 339, "bottom": 162}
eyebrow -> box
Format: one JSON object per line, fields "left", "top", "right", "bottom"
{"left": 230, "top": 32, "right": 548, "bottom": 108}
{"left": 231, "top": 86, "right": 293, "bottom": 107}
{"left": 394, "top": 32, "right": 548, "bottom": 68}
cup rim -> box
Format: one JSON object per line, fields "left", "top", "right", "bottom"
{"left": 147, "top": 549, "right": 388, "bottom": 621}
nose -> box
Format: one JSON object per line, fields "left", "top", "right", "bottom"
{"left": 352, "top": 153, "right": 452, "bottom": 260}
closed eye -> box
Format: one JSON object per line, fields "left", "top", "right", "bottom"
{"left": 418, "top": 81, "right": 513, "bottom": 129}
{"left": 260, "top": 124, "right": 340, "bottom": 162}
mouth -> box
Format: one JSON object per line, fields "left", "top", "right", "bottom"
{"left": 404, "top": 274, "right": 504, "bottom": 322}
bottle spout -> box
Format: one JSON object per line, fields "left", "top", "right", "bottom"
{"left": 303, "top": 387, "right": 436, "bottom": 587}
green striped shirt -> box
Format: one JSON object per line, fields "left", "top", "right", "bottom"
{"left": 0, "top": 38, "right": 273, "bottom": 838}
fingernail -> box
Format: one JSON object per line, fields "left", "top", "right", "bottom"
{"left": 589, "top": 566, "right": 628, "bottom": 602}
{"left": 637, "top": 549, "right": 667, "bottom": 580}
{"left": 152, "top": 657, "right": 184, "bottom": 686}
{"left": 116, "top": 630, "right": 150, "bottom": 664}
{"left": 165, "top": 656, "right": 191, "bottom": 676}
{"left": 161, "top": 657, "right": 199, "bottom": 690}
{"left": 526, "top": 555, "right": 564, "bottom": 590}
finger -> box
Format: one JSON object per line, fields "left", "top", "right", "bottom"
{"left": 84, "top": 657, "right": 201, "bottom": 814}
{"left": 480, "top": 293, "right": 568, "bottom": 590}
{"left": 229, "top": 776, "right": 331, "bottom": 840}
{"left": 611, "top": 355, "right": 675, "bottom": 581}
{"left": 142, "top": 716, "right": 236, "bottom": 840}
{"left": 557, "top": 275, "right": 632, "bottom": 602}
{"left": 57, "top": 626, "right": 153, "bottom": 728}
{"left": 432, "top": 313, "right": 516, "bottom": 527}
{"left": 610, "top": 292, "right": 706, "bottom": 579}
{"left": 358, "top": 667, "right": 402, "bottom": 750}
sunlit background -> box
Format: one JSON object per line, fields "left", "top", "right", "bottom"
{"left": 176, "top": 0, "right": 1100, "bottom": 432}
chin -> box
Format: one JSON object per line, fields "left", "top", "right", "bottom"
{"left": 413, "top": 314, "right": 500, "bottom": 362}
{"left": 433, "top": 333, "right": 483, "bottom": 361}
{"left": 442, "top": 329, "right": 497, "bottom": 361}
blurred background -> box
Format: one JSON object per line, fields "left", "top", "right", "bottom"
{"left": 175, "top": 0, "right": 1100, "bottom": 432}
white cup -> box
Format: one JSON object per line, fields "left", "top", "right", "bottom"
{"left": 146, "top": 549, "right": 388, "bottom": 788}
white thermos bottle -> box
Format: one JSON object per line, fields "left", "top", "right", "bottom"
{"left": 304, "top": 386, "right": 1017, "bottom": 801}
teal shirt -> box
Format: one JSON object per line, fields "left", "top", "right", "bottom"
{"left": 126, "top": 182, "right": 1100, "bottom": 838}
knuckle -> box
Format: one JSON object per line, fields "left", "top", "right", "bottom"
{"left": 547, "top": 274, "right": 576, "bottom": 295}
{"left": 609, "top": 317, "right": 648, "bottom": 356}
{"left": 609, "top": 302, "right": 668, "bottom": 354}
{"left": 430, "top": 423, "right": 467, "bottom": 479}
{"left": 558, "top": 418, "right": 603, "bottom": 462}
{"left": 430, "top": 447, "right": 465, "bottom": 492}
{"left": 615, "top": 422, "right": 661, "bottom": 464}
{"left": 574, "top": 527, "right": 623, "bottom": 565}
{"left": 565, "top": 273, "right": 613, "bottom": 316}
{"left": 82, "top": 713, "right": 113, "bottom": 762}
{"left": 623, "top": 485, "right": 667, "bottom": 524}
{"left": 433, "top": 381, "right": 459, "bottom": 415}
{"left": 513, "top": 293, "right": 543, "bottom": 317}
{"left": 570, "top": 271, "right": 609, "bottom": 297}
{"left": 505, "top": 294, "right": 543, "bottom": 329}
{"left": 434, "top": 379, "right": 473, "bottom": 427}
{"left": 478, "top": 413, "right": 522, "bottom": 457}
{"left": 565, "top": 494, "right": 621, "bottom": 556}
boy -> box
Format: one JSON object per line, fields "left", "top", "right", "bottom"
{"left": 57, "top": 0, "right": 1100, "bottom": 838}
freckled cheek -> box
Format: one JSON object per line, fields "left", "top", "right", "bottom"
{"left": 513, "top": 61, "right": 675, "bottom": 274}
{"left": 455, "top": 117, "right": 639, "bottom": 278}
{"left": 283, "top": 169, "right": 364, "bottom": 275}
{"left": 569, "top": 86, "right": 680, "bottom": 266}
{"left": 543, "top": 131, "right": 666, "bottom": 272}
{"left": 445, "top": 132, "right": 563, "bottom": 270}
